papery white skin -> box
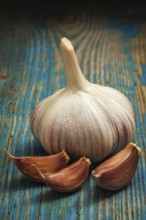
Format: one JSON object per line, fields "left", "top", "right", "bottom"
{"left": 31, "top": 38, "right": 136, "bottom": 163}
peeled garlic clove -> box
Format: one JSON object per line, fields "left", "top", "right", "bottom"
{"left": 92, "top": 143, "right": 140, "bottom": 190}
{"left": 33, "top": 157, "right": 91, "bottom": 192}
{"left": 31, "top": 37, "right": 136, "bottom": 163}
{"left": 6, "top": 150, "right": 70, "bottom": 182}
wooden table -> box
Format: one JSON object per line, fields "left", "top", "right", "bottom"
{"left": 0, "top": 1, "right": 146, "bottom": 219}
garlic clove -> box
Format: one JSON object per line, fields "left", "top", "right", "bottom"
{"left": 92, "top": 143, "right": 140, "bottom": 190}
{"left": 31, "top": 37, "right": 136, "bottom": 163}
{"left": 6, "top": 150, "right": 70, "bottom": 182}
{"left": 33, "top": 157, "right": 91, "bottom": 192}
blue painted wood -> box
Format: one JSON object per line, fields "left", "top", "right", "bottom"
{"left": 0, "top": 1, "right": 146, "bottom": 220}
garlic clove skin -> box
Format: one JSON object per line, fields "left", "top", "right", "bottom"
{"left": 92, "top": 143, "right": 141, "bottom": 190}
{"left": 6, "top": 150, "right": 70, "bottom": 182}
{"left": 33, "top": 157, "right": 91, "bottom": 192}
{"left": 31, "top": 37, "right": 136, "bottom": 163}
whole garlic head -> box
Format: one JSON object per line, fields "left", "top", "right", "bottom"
{"left": 31, "top": 38, "right": 136, "bottom": 163}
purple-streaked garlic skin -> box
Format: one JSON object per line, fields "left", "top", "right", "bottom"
{"left": 92, "top": 143, "right": 140, "bottom": 190}
{"left": 34, "top": 157, "right": 91, "bottom": 192}
{"left": 7, "top": 150, "right": 70, "bottom": 182}
{"left": 31, "top": 38, "right": 136, "bottom": 163}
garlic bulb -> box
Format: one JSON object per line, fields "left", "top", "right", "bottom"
{"left": 31, "top": 37, "right": 136, "bottom": 163}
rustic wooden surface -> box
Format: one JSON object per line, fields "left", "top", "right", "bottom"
{"left": 0, "top": 1, "right": 146, "bottom": 219}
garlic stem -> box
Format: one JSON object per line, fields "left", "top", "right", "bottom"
{"left": 60, "top": 38, "right": 89, "bottom": 90}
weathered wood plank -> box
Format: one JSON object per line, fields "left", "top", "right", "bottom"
{"left": 0, "top": 1, "right": 146, "bottom": 220}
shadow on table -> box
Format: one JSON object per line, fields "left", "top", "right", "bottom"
{"left": 32, "top": 187, "right": 82, "bottom": 204}
{"left": 8, "top": 176, "right": 43, "bottom": 191}
{"left": 31, "top": 183, "right": 130, "bottom": 205}
{"left": 89, "top": 184, "right": 131, "bottom": 203}
{"left": 15, "top": 139, "right": 48, "bottom": 157}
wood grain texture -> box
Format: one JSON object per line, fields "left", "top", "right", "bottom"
{"left": 0, "top": 1, "right": 146, "bottom": 220}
